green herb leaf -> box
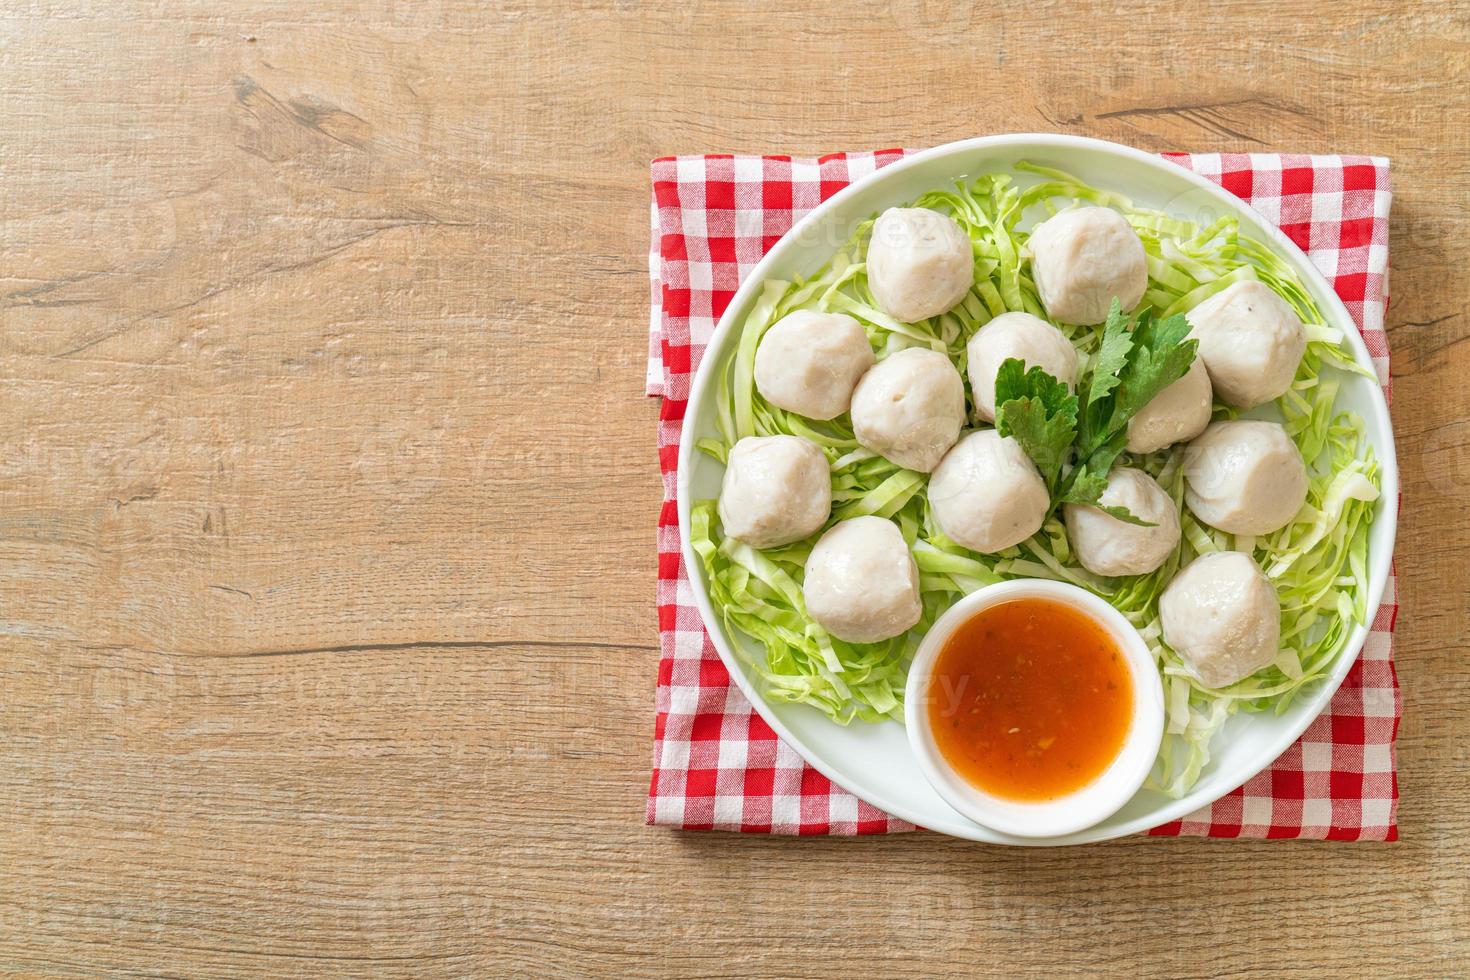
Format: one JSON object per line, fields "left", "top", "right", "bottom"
{"left": 1075, "top": 306, "right": 1198, "bottom": 459}
{"left": 1061, "top": 459, "right": 1112, "bottom": 506}
{"left": 1093, "top": 504, "right": 1158, "bottom": 527}
{"left": 1086, "top": 300, "right": 1135, "bottom": 408}
{"left": 1064, "top": 437, "right": 1128, "bottom": 514}
{"left": 1064, "top": 470, "right": 1152, "bottom": 528}
{"left": 994, "top": 358, "right": 1077, "bottom": 493}
{"left": 1060, "top": 303, "right": 1199, "bottom": 526}
{"left": 1112, "top": 310, "right": 1198, "bottom": 423}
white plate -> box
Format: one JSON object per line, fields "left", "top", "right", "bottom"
{"left": 676, "top": 134, "right": 1399, "bottom": 845}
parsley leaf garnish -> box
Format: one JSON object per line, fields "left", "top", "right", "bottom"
{"left": 993, "top": 358, "right": 1077, "bottom": 495}
{"left": 1111, "top": 307, "right": 1198, "bottom": 428}
{"left": 990, "top": 299, "right": 1198, "bottom": 529}
{"left": 1080, "top": 300, "right": 1134, "bottom": 437}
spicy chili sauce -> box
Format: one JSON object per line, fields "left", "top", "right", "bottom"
{"left": 926, "top": 597, "right": 1134, "bottom": 801}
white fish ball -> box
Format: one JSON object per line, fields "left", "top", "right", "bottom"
{"left": 1160, "top": 551, "right": 1281, "bottom": 688}
{"left": 965, "top": 311, "right": 1079, "bottom": 423}
{"left": 803, "top": 516, "right": 922, "bottom": 644}
{"left": 849, "top": 348, "right": 966, "bottom": 473}
{"left": 754, "top": 310, "right": 875, "bottom": 421}
{"left": 867, "top": 207, "right": 974, "bottom": 322}
{"left": 718, "top": 435, "right": 831, "bottom": 549}
{"left": 1185, "top": 280, "right": 1307, "bottom": 409}
{"left": 1183, "top": 420, "right": 1307, "bottom": 536}
{"left": 929, "top": 429, "right": 1050, "bottom": 554}
{"left": 1063, "top": 467, "right": 1181, "bottom": 577}
{"left": 1028, "top": 207, "right": 1148, "bottom": 325}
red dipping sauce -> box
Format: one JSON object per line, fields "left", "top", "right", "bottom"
{"left": 925, "top": 597, "right": 1134, "bottom": 802}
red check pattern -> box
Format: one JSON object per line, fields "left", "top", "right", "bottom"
{"left": 647, "top": 150, "right": 1398, "bottom": 840}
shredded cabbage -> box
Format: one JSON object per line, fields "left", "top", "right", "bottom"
{"left": 689, "top": 164, "right": 1381, "bottom": 794}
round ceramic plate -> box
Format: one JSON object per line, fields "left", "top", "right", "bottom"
{"left": 677, "top": 134, "right": 1399, "bottom": 845}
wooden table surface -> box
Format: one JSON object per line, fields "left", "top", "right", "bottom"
{"left": 3, "top": 2, "right": 1467, "bottom": 975}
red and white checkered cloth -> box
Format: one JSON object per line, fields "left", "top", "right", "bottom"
{"left": 647, "top": 149, "right": 1400, "bottom": 840}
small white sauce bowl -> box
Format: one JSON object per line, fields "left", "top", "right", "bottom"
{"left": 904, "top": 578, "right": 1164, "bottom": 839}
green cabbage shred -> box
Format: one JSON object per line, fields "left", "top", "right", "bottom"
{"left": 690, "top": 163, "right": 1381, "bottom": 795}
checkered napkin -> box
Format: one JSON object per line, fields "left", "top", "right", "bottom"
{"left": 647, "top": 149, "right": 1399, "bottom": 840}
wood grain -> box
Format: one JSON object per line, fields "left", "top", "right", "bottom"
{"left": 1, "top": 1, "right": 1467, "bottom": 975}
